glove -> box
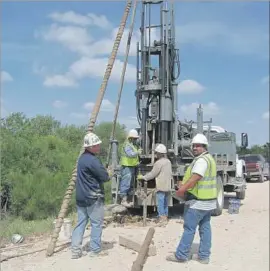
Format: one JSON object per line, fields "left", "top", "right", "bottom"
{"left": 107, "top": 166, "right": 113, "bottom": 178}
{"left": 137, "top": 173, "right": 144, "bottom": 180}
{"left": 137, "top": 148, "right": 143, "bottom": 155}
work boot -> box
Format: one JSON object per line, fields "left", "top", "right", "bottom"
{"left": 71, "top": 250, "right": 87, "bottom": 259}
{"left": 121, "top": 196, "right": 132, "bottom": 208}
{"left": 157, "top": 216, "right": 168, "bottom": 227}
{"left": 192, "top": 254, "right": 210, "bottom": 264}
{"left": 166, "top": 253, "right": 188, "bottom": 263}
{"left": 71, "top": 252, "right": 82, "bottom": 259}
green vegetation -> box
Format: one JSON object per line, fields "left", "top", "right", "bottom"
{"left": 0, "top": 113, "right": 127, "bottom": 224}
{"left": 0, "top": 216, "right": 54, "bottom": 240}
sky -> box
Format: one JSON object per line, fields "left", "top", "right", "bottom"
{"left": 1, "top": 1, "right": 269, "bottom": 146}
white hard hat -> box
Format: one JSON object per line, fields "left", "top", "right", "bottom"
{"left": 83, "top": 132, "right": 102, "bottom": 147}
{"left": 191, "top": 133, "right": 208, "bottom": 146}
{"left": 155, "top": 143, "right": 167, "bottom": 154}
{"left": 128, "top": 129, "right": 139, "bottom": 138}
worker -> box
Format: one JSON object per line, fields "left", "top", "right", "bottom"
{"left": 71, "top": 132, "right": 111, "bottom": 259}
{"left": 138, "top": 143, "right": 172, "bottom": 226}
{"left": 166, "top": 133, "right": 217, "bottom": 264}
{"left": 119, "top": 129, "right": 141, "bottom": 207}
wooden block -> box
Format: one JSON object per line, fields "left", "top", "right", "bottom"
{"left": 119, "top": 235, "right": 156, "bottom": 256}
{"left": 131, "top": 227, "right": 155, "bottom": 271}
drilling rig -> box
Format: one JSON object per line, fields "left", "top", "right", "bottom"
{"left": 110, "top": 0, "right": 249, "bottom": 216}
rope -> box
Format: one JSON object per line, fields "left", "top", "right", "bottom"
{"left": 46, "top": 0, "right": 133, "bottom": 257}
{"left": 106, "top": 0, "right": 138, "bottom": 167}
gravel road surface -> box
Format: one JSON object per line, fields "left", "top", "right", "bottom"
{"left": 1, "top": 181, "right": 269, "bottom": 271}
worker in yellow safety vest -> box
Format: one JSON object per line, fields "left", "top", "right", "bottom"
{"left": 166, "top": 133, "right": 217, "bottom": 265}
{"left": 119, "top": 129, "right": 141, "bottom": 207}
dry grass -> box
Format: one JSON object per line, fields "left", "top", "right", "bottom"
{"left": 0, "top": 216, "right": 54, "bottom": 243}
{"left": 0, "top": 212, "right": 79, "bottom": 246}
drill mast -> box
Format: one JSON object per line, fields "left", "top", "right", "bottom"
{"left": 136, "top": 0, "right": 180, "bottom": 157}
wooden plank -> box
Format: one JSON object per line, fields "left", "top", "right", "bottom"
{"left": 119, "top": 236, "right": 156, "bottom": 256}
{"left": 143, "top": 182, "right": 147, "bottom": 226}
{"left": 131, "top": 227, "right": 155, "bottom": 271}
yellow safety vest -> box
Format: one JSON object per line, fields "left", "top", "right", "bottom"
{"left": 182, "top": 152, "right": 217, "bottom": 200}
{"left": 120, "top": 140, "right": 139, "bottom": 167}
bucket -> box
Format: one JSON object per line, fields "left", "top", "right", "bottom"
{"left": 11, "top": 234, "right": 24, "bottom": 244}
{"left": 228, "top": 198, "right": 241, "bottom": 214}
{"left": 53, "top": 218, "right": 72, "bottom": 241}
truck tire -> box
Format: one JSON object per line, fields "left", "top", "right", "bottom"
{"left": 259, "top": 175, "right": 265, "bottom": 183}
{"left": 211, "top": 175, "right": 224, "bottom": 216}
{"left": 236, "top": 189, "right": 246, "bottom": 200}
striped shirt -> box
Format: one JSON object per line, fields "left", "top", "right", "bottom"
{"left": 186, "top": 153, "right": 217, "bottom": 211}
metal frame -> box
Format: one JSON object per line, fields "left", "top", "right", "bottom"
{"left": 110, "top": 0, "right": 248, "bottom": 209}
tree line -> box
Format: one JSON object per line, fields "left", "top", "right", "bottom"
{"left": 0, "top": 112, "right": 269, "bottom": 221}
{"left": 237, "top": 143, "right": 270, "bottom": 160}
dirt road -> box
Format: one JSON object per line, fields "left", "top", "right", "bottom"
{"left": 1, "top": 182, "right": 269, "bottom": 271}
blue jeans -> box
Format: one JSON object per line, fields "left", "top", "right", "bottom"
{"left": 71, "top": 198, "right": 104, "bottom": 255}
{"left": 119, "top": 166, "right": 135, "bottom": 197}
{"left": 175, "top": 206, "right": 212, "bottom": 260}
{"left": 156, "top": 191, "right": 168, "bottom": 217}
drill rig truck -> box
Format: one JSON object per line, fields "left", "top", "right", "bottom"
{"left": 110, "top": 0, "right": 248, "bottom": 216}
{"left": 46, "top": 0, "right": 249, "bottom": 256}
